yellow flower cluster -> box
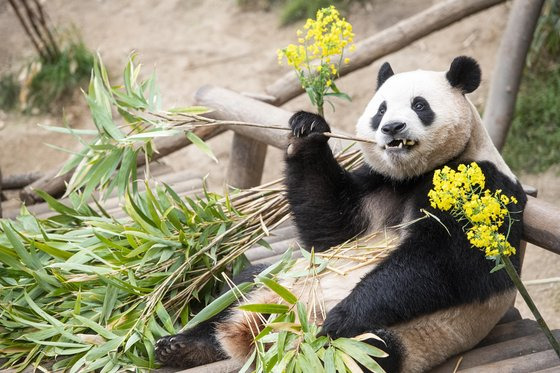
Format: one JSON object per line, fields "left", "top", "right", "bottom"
{"left": 427, "top": 163, "right": 485, "bottom": 211}
{"left": 277, "top": 6, "right": 355, "bottom": 115}
{"left": 278, "top": 6, "right": 355, "bottom": 72}
{"left": 428, "top": 162, "right": 518, "bottom": 258}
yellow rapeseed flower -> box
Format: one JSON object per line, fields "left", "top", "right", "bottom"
{"left": 428, "top": 162, "right": 519, "bottom": 259}
{"left": 277, "top": 6, "right": 355, "bottom": 115}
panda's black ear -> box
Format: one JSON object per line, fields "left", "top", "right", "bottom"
{"left": 446, "top": 56, "right": 481, "bottom": 94}
{"left": 377, "top": 62, "right": 394, "bottom": 90}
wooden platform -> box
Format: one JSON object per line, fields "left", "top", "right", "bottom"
{"left": 162, "top": 314, "right": 560, "bottom": 373}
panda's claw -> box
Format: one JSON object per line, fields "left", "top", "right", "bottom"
{"left": 288, "top": 111, "right": 330, "bottom": 139}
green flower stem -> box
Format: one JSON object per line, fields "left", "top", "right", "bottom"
{"left": 502, "top": 254, "right": 560, "bottom": 358}
{"left": 317, "top": 105, "right": 324, "bottom": 117}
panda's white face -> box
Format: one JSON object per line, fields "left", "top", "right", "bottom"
{"left": 356, "top": 70, "right": 474, "bottom": 180}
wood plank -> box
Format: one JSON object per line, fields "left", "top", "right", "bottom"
{"left": 497, "top": 307, "right": 522, "bottom": 324}
{"left": 245, "top": 238, "right": 297, "bottom": 262}
{"left": 432, "top": 330, "right": 560, "bottom": 372}
{"left": 477, "top": 319, "right": 540, "bottom": 347}
{"left": 265, "top": 225, "right": 298, "bottom": 244}
{"left": 458, "top": 349, "right": 560, "bottom": 372}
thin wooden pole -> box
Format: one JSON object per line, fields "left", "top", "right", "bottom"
{"left": 483, "top": 0, "right": 545, "bottom": 151}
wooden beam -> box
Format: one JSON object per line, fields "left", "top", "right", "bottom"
{"left": 483, "top": 0, "right": 545, "bottom": 150}
{"left": 266, "top": 0, "right": 507, "bottom": 106}
{"left": 2, "top": 171, "right": 43, "bottom": 190}
{"left": 522, "top": 196, "right": 560, "bottom": 256}
{"left": 194, "top": 85, "right": 353, "bottom": 151}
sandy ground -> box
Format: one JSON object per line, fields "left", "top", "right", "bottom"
{"left": 0, "top": 0, "right": 558, "bottom": 327}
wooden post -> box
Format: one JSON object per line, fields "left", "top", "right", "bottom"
{"left": 483, "top": 0, "right": 545, "bottom": 151}
{"left": 227, "top": 134, "right": 267, "bottom": 189}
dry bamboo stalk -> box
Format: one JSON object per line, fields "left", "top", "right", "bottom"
{"left": 169, "top": 115, "right": 377, "bottom": 144}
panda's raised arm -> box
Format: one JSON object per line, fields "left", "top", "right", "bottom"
{"left": 285, "top": 111, "right": 382, "bottom": 251}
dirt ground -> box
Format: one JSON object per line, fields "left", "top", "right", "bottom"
{"left": 0, "top": 0, "right": 558, "bottom": 327}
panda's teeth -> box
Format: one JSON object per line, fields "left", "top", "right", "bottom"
{"left": 398, "top": 142, "right": 403, "bottom": 148}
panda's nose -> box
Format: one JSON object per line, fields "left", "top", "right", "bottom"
{"left": 381, "top": 122, "right": 406, "bottom": 135}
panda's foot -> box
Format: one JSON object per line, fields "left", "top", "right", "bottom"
{"left": 155, "top": 332, "right": 227, "bottom": 368}
{"left": 289, "top": 111, "right": 330, "bottom": 138}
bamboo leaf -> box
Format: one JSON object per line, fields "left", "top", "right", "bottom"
{"left": 184, "top": 282, "right": 255, "bottom": 330}
{"left": 238, "top": 303, "right": 289, "bottom": 314}
{"left": 73, "top": 315, "right": 118, "bottom": 340}
{"left": 186, "top": 131, "right": 218, "bottom": 163}
{"left": 332, "top": 338, "right": 386, "bottom": 372}
{"left": 258, "top": 277, "right": 297, "bottom": 304}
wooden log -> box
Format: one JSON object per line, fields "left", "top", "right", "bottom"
{"left": 19, "top": 126, "right": 225, "bottom": 205}
{"left": 265, "top": 0, "right": 506, "bottom": 106}
{"left": 194, "top": 85, "right": 353, "bottom": 151}
{"left": 226, "top": 133, "right": 267, "bottom": 188}
{"left": 483, "top": 0, "right": 545, "bottom": 151}
{"left": 523, "top": 196, "right": 560, "bottom": 256}
{"left": 1, "top": 171, "right": 43, "bottom": 190}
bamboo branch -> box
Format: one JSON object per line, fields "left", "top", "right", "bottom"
{"left": 502, "top": 254, "right": 560, "bottom": 358}
{"left": 170, "top": 117, "right": 376, "bottom": 144}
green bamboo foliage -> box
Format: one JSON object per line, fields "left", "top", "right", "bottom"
{"left": 0, "top": 178, "right": 291, "bottom": 372}
{"left": 41, "top": 53, "right": 218, "bottom": 203}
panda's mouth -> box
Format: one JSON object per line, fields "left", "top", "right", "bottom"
{"left": 384, "top": 139, "right": 417, "bottom": 150}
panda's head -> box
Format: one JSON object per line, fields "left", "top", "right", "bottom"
{"left": 356, "top": 56, "right": 482, "bottom": 180}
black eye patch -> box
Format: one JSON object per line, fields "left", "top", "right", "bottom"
{"left": 411, "top": 96, "right": 435, "bottom": 126}
{"left": 371, "top": 101, "right": 387, "bottom": 130}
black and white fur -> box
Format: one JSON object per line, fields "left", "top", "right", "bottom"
{"left": 155, "top": 57, "right": 526, "bottom": 372}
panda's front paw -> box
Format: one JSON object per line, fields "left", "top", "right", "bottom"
{"left": 289, "top": 111, "right": 330, "bottom": 139}
{"left": 320, "top": 303, "right": 366, "bottom": 339}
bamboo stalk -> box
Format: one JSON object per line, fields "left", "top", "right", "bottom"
{"left": 502, "top": 254, "right": 560, "bottom": 358}
{"left": 171, "top": 117, "right": 377, "bottom": 144}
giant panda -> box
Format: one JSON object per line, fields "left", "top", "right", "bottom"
{"left": 155, "top": 56, "right": 527, "bottom": 372}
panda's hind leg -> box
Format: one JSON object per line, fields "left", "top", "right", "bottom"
{"left": 155, "top": 264, "right": 268, "bottom": 368}
{"left": 155, "top": 320, "right": 227, "bottom": 368}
